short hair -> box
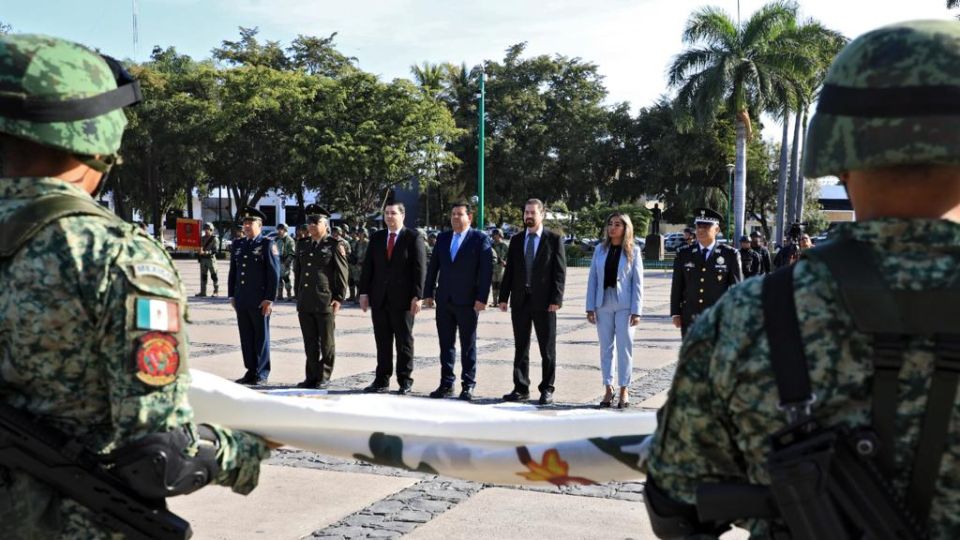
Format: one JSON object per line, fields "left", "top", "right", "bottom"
{"left": 525, "top": 198, "right": 545, "bottom": 212}
{"left": 451, "top": 202, "right": 472, "bottom": 214}
{"left": 384, "top": 202, "right": 406, "bottom": 214}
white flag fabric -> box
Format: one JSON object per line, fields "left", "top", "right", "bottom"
{"left": 188, "top": 369, "right": 656, "bottom": 486}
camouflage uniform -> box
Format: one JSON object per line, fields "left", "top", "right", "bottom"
{"left": 645, "top": 21, "right": 960, "bottom": 538}
{"left": 0, "top": 35, "right": 269, "bottom": 539}
{"left": 276, "top": 232, "right": 296, "bottom": 299}
{"left": 491, "top": 237, "right": 509, "bottom": 305}
{"left": 350, "top": 234, "right": 369, "bottom": 302}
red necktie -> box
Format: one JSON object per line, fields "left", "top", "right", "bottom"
{"left": 387, "top": 232, "right": 396, "bottom": 260}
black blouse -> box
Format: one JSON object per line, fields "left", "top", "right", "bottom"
{"left": 604, "top": 245, "right": 622, "bottom": 289}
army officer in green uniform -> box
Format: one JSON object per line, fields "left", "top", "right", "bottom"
{"left": 294, "top": 204, "right": 349, "bottom": 388}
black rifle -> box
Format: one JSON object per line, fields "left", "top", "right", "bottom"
{"left": 696, "top": 415, "right": 926, "bottom": 540}
{"left": 0, "top": 401, "right": 192, "bottom": 540}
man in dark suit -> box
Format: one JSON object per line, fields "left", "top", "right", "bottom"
{"left": 228, "top": 207, "right": 281, "bottom": 385}
{"left": 423, "top": 203, "right": 493, "bottom": 401}
{"left": 358, "top": 202, "right": 427, "bottom": 395}
{"left": 498, "top": 199, "right": 566, "bottom": 405}
{"left": 670, "top": 208, "right": 743, "bottom": 337}
{"left": 293, "top": 204, "right": 348, "bottom": 388}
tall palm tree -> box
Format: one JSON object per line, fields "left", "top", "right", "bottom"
{"left": 410, "top": 61, "right": 447, "bottom": 101}
{"left": 669, "top": 1, "right": 810, "bottom": 238}
{"left": 785, "top": 22, "right": 847, "bottom": 227}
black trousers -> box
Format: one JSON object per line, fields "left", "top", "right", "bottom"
{"left": 510, "top": 302, "right": 557, "bottom": 394}
{"left": 298, "top": 310, "right": 335, "bottom": 383}
{"left": 371, "top": 307, "right": 415, "bottom": 387}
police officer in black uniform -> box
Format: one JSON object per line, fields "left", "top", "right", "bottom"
{"left": 670, "top": 208, "right": 743, "bottom": 337}
{"left": 750, "top": 230, "right": 772, "bottom": 275}
{"left": 228, "top": 207, "right": 281, "bottom": 384}
{"left": 739, "top": 235, "right": 762, "bottom": 278}
{"left": 293, "top": 204, "right": 349, "bottom": 388}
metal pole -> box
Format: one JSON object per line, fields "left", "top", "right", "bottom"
{"left": 726, "top": 164, "right": 735, "bottom": 240}
{"left": 477, "top": 70, "right": 485, "bottom": 230}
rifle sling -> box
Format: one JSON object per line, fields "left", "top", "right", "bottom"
{"left": 804, "top": 238, "right": 960, "bottom": 523}
{"left": 0, "top": 194, "right": 119, "bottom": 259}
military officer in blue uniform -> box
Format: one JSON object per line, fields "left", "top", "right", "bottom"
{"left": 228, "top": 207, "right": 281, "bottom": 384}
{"left": 670, "top": 208, "right": 742, "bottom": 337}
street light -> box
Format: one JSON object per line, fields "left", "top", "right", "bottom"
{"left": 477, "top": 69, "right": 486, "bottom": 230}
{"left": 725, "top": 163, "right": 735, "bottom": 240}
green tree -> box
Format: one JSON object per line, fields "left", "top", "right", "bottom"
{"left": 116, "top": 47, "right": 217, "bottom": 236}
{"left": 669, "top": 1, "right": 810, "bottom": 238}
{"left": 212, "top": 27, "right": 289, "bottom": 70}
{"left": 0, "top": 22, "right": 11, "bottom": 34}
{"left": 287, "top": 33, "right": 357, "bottom": 77}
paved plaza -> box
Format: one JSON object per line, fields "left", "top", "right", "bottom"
{"left": 167, "top": 259, "right": 743, "bottom": 539}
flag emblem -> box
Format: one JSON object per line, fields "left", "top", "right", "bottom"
{"left": 136, "top": 298, "right": 180, "bottom": 332}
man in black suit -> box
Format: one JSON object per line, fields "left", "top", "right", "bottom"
{"left": 358, "top": 202, "right": 427, "bottom": 395}
{"left": 498, "top": 199, "right": 566, "bottom": 405}
{"left": 670, "top": 207, "right": 743, "bottom": 337}
{"left": 423, "top": 203, "right": 493, "bottom": 401}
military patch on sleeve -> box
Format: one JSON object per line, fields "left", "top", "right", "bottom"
{"left": 135, "top": 297, "right": 181, "bottom": 332}
{"left": 131, "top": 263, "right": 176, "bottom": 286}
{"left": 134, "top": 332, "right": 180, "bottom": 386}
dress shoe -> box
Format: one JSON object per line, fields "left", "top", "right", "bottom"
{"left": 501, "top": 390, "right": 530, "bottom": 402}
{"left": 317, "top": 380, "right": 330, "bottom": 389}
{"left": 538, "top": 391, "right": 554, "bottom": 405}
{"left": 296, "top": 380, "right": 320, "bottom": 389}
{"left": 194, "top": 292, "right": 207, "bottom": 298}
{"left": 255, "top": 378, "right": 269, "bottom": 385}
{"left": 429, "top": 385, "right": 454, "bottom": 399}
{"left": 459, "top": 388, "right": 474, "bottom": 401}
{"left": 397, "top": 384, "right": 413, "bottom": 396}
{"left": 363, "top": 383, "right": 390, "bottom": 394}
{"left": 235, "top": 375, "right": 255, "bottom": 384}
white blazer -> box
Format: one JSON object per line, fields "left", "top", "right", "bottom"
{"left": 585, "top": 244, "right": 644, "bottom": 315}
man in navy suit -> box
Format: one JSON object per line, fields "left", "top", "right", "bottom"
{"left": 228, "top": 207, "right": 281, "bottom": 385}
{"left": 423, "top": 203, "right": 493, "bottom": 401}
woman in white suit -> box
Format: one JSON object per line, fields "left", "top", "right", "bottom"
{"left": 585, "top": 212, "right": 643, "bottom": 408}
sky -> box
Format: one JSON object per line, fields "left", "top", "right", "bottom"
{"left": 4, "top": 0, "right": 956, "bottom": 141}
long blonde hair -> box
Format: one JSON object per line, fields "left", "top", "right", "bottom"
{"left": 602, "top": 212, "right": 634, "bottom": 263}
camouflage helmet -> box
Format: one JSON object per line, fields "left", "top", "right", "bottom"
{"left": 0, "top": 34, "right": 140, "bottom": 157}
{"left": 804, "top": 20, "right": 960, "bottom": 178}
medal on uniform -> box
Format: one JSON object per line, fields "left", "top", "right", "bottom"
{"left": 134, "top": 332, "right": 180, "bottom": 386}
{"left": 716, "top": 256, "right": 724, "bottom": 265}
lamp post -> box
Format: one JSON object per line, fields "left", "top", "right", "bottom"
{"left": 725, "top": 163, "right": 735, "bottom": 240}
{"left": 477, "top": 69, "right": 486, "bottom": 230}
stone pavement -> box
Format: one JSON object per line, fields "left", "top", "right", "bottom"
{"left": 167, "top": 259, "right": 745, "bottom": 539}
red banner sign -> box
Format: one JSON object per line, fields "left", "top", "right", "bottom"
{"left": 176, "top": 218, "right": 202, "bottom": 251}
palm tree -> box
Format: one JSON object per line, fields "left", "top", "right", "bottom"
{"left": 784, "top": 22, "right": 846, "bottom": 227}
{"left": 669, "top": 1, "right": 810, "bottom": 238}
{"left": 410, "top": 61, "right": 447, "bottom": 101}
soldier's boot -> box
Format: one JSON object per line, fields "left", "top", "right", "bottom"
{"left": 196, "top": 278, "right": 207, "bottom": 297}
{"left": 285, "top": 286, "right": 293, "bottom": 300}
{"left": 212, "top": 283, "right": 219, "bottom": 296}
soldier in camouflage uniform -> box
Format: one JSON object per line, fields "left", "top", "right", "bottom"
{"left": 490, "top": 228, "right": 509, "bottom": 306}
{"left": 645, "top": 21, "right": 960, "bottom": 539}
{"left": 0, "top": 35, "right": 270, "bottom": 539}
{"left": 196, "top": 222, "right": 220, "bottom": 297}
{"left": 331, "top": 225, "right": 352, "bottom": 293}
{"left": 275, "top": 223, "right": 296, "bottom": 300}
{"left": 350, "top": 228, "right": 369, "bottom": 303}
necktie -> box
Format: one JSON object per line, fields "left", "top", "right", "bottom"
{"left": 702, "top": 247, "right": 710, "bottom": 262}
{"left": 525, "top": 233, "right": 536, "bottom": 287}
{"left": 450, "top": 233, "right": 462, "bottom": 260}
{"left": 387, "top": 232, "right": 396, "bottom": 260}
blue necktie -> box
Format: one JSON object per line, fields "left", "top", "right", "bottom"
{"left": 450, "top": 233, "right": 462, "bottom": 260}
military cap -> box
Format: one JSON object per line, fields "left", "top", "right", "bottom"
{"left": 804, "top": 20, "right": 960, "bottom": 178}
{"left": 692, "top": 208, "right": 722, "bottom": 225}
{"left": 750, "top": 230, "right": 763, "bottom": 238}
{"left": 0, "top": 34, "right": 142, "bottom": 157}
{"left": 492, "top": 228, "right": 503, "bottom": 236}
{"left": 304, "top": 204, "right": 330, "bottom": 218}
{"left": 239, "top": 207, "right": 266, "bottom": 222}
{"left": 739, "top": 235, "right": 750, "bottom": 242}
{"left": 428, "top": 232, "right": 438, "bottom": 239}
{"left": 331, "top": 226, "right": 343, "bottom": 235}
{"left": 276, "top": 223, "right": 287, "bottom": 231}
{"left": 203, "top": 222, "right": 215, "bottom": 231}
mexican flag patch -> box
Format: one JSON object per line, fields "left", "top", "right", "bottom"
{"left": 136, "top": 298, "right": 181, "bottom": 332}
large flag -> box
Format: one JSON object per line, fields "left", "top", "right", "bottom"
{"left": 188, "top": 370, "right": 655, "bottom": 486}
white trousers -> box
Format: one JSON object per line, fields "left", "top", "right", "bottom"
{"left": 596, "top": 287, "right": 634, "bottom": 387}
